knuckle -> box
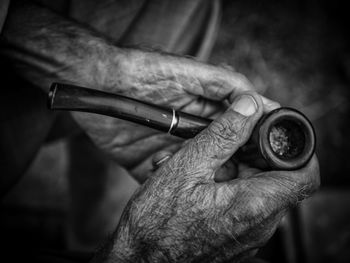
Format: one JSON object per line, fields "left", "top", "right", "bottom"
{"left": 308, "top": 157, "right": 321, "bottom": 190}
{"left": 209, "top": 115, "right": 247, "bottom": 145}
{"left": 243, "top": 194, "right": 268, "bottom": 219}
{"left": 212, "top": 84, "right": 228, "bottom": 99}
{"left": 235, "top": 181, "right": 274, "bottom": 220}
{"left": 233, "top": 72, "right": 253, "bottom": 89}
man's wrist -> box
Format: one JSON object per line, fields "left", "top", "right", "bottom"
{"left": 91, "top": 227, "right": 139, "bottom": 263}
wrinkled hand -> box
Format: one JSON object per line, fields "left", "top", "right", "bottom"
{"left": 1, "top": 2, "right": 278, "bottom": 182}
{"left": 94, "top": 92, "right": 320, "bottom": 263}
{"left": 73, "top": 50, "right": 279, "bottom": 182}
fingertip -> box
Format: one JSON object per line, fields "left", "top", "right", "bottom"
{"left": 298, "top": 154, "right": 321, "bottom": 189}
{"left": 218, "top": 62, "right": 235, "bottom": 72}
{"left": 261, "top": 96, "right": 281, "bottom": 113}
{"left": 303, "top": 154, "right": 319, "bottom": 170}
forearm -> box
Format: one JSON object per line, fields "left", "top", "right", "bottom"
{"left": 0, "top": 0, "right": 128, "bottom": 92}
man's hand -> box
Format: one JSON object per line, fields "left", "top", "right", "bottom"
{"left": 1, "top": 1, "right": 279, "bottom": 182}
{"left": 73, "top": 50, "right": 279, "bottom": 182}
{"left": 94, "top": 92, "right": 320, "bottom": 262}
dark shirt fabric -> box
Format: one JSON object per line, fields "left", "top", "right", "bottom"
{"left": 1, "top": 0, "right": 219, "bottom": 57}
{"left": 0, "top": 0, "right": 10, "bottom": 32}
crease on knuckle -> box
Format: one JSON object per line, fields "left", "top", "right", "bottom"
{"left": 232, "top": 181, "right": 274, "bottom": 222}
{"left": 210, "top": 117, "right": 246, "bottom": 145}
{"left": 204, "top": 79, "right": 229, "bottom": 99}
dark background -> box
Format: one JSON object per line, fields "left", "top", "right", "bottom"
{"left": 1, "top": 0, "right": 350, "bottom": 262}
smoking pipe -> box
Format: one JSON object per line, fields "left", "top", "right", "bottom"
{"left": 48, "top": 83, "right": 315, "bottom": 170}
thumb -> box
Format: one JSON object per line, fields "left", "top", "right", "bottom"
{"left": 186, "top": 91, "right": 263, "bottom": 171}
{"left": 222, "top": 155, "right": 320, "bottom": 221}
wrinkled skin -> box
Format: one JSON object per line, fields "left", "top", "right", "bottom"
{"left": 1, "top": 2, "right": 278, "bottom": 183}
{"left": 92, "top": 93, "right": 320, "bottom": 263}
{"left": 72, "top": 50, "right": 280, "bottom": 182}
{"left": 1, "top": 3, "right": 320, "bottom": 261}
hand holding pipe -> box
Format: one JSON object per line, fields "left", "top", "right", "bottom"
{"left": 48, "top": 83, "right": 315, "bottom": 170}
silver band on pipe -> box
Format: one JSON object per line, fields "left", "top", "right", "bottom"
{"left": 167, "top": 109, "right": 178, "bottom": 134}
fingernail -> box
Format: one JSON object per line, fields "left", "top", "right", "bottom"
{"left": 232, "top": 95, "right": 257, "bottom": 116}
{"left": 154, "top": 155, "right": 171, "bottom": 167}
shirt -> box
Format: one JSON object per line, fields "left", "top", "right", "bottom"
{"left": 0, "top": 0, "right": 220, "bottom": 60}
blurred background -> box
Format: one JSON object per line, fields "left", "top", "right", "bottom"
{"left": 1, "top": 0, "right": 350, "bottom": 262}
